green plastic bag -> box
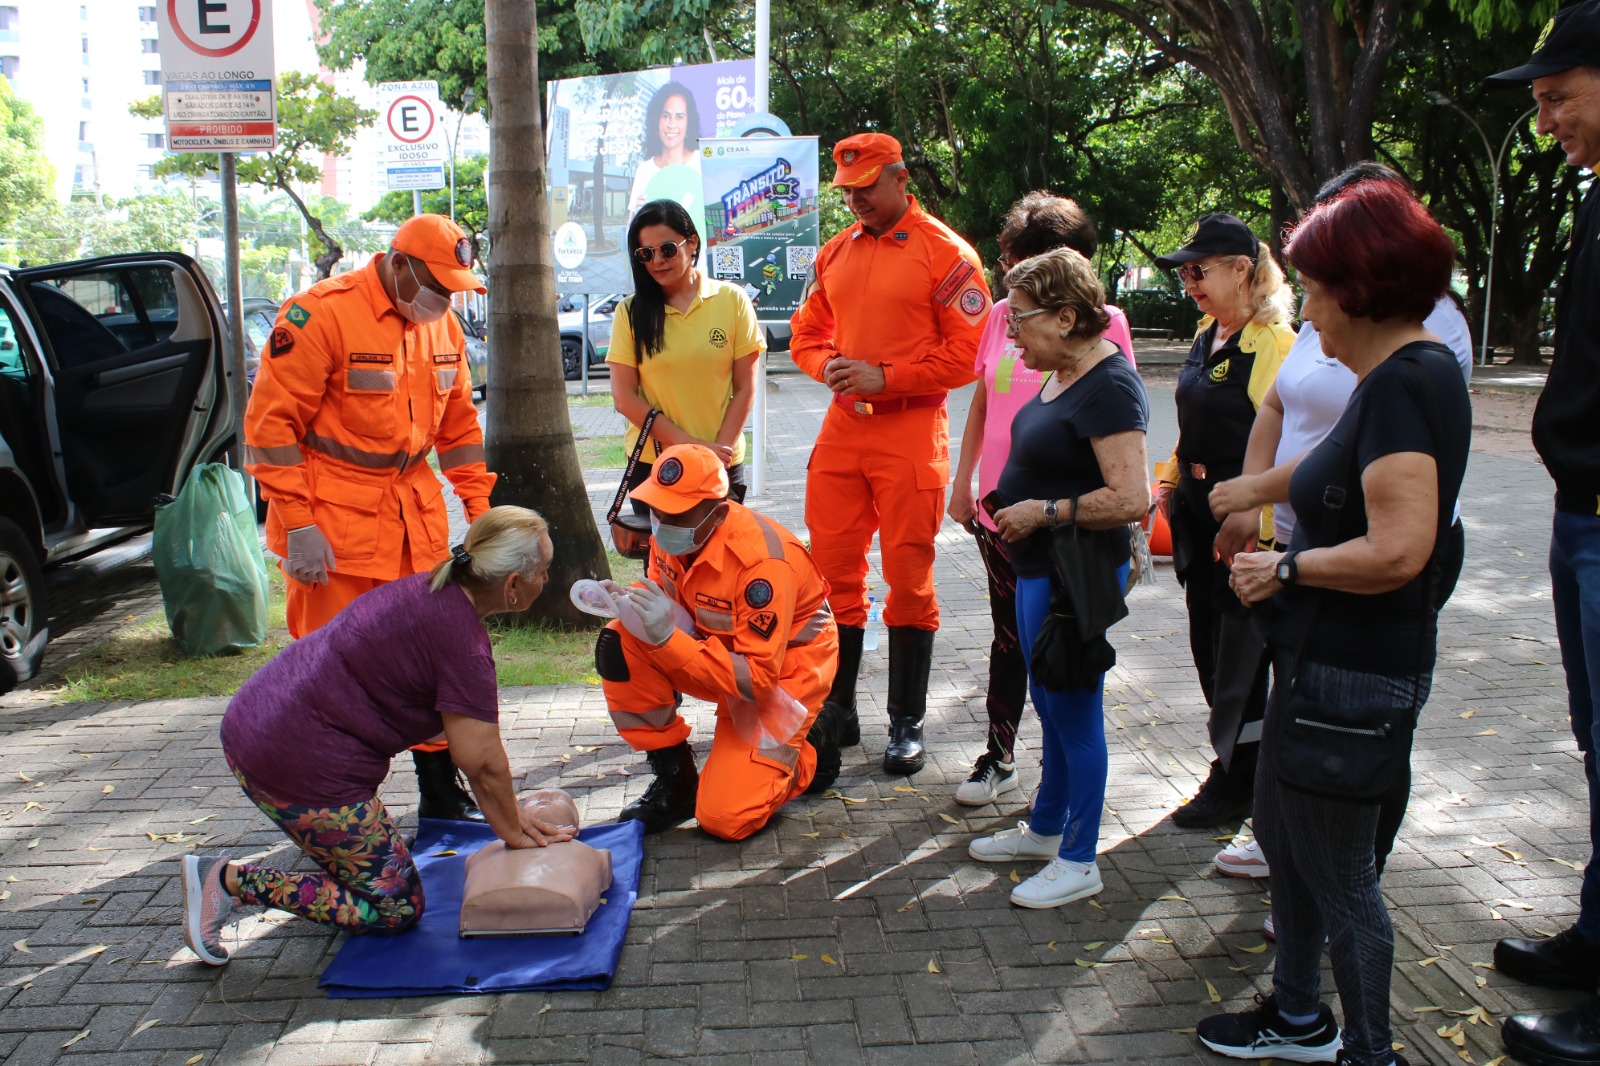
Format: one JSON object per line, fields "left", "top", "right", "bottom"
{"left": 152, "top": 463, "right": 270, "bottom": 657}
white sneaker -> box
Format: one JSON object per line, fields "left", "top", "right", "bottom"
{"left": 1215, "top": 837, "right": 1271, "bottom": 879}
{"left": 955, "top": 754, "right": 1020, "bottom": 807}
{"left": 1263, "top": 913, "right": 1275, "bottom": 940}
{"left": 967, "top": 821, "right": 1062, "bottom": 862}
{"left": 1010, "top": 857, "right": 1103, "bottom": 908}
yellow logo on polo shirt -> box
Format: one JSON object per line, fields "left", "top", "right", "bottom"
{"left": 1209, "top": 359, "right": 1230, "bottom": 383}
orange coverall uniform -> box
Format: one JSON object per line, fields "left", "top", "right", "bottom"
{"left": 599, "top": 503, "right": 838, "bottom": 841}
{"left": 244, "top": 261, "right": 496, "bottom": 639}
{"left": 789, "top": 196, "right": 990, "bottom": 630}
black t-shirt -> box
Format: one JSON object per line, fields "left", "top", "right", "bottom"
{"left": 996, "top": 352, "right": 1149, "bottom": 577}
{"left": 1282, "top": 341, "right": 1472, "bottom": 675}
{"left": 1533, "top": 180, "right": 1600, "bottom": 506}
{"left": 1174, "top": 323, "right": 1258, "bottom": 472}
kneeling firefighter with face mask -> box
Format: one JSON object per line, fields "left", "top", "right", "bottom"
{"left": 594, "top": 444, "right": 844, "bottom": 841}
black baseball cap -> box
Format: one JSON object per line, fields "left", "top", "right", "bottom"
{"left": 1489, "top": 0, "right": 1600, "bottom": 81}
{"left": 1154, "top": 213, "right": 1260, "bottom": 269}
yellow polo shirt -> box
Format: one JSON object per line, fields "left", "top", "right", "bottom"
{"left": 606, "top": 276, "right": 766, "bottom": 466}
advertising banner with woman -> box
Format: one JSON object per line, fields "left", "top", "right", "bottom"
{"left": 699, "top": 136, "right": 821, "bottom": 318}
{"left": 546, "top": 61, "right": 756, "bottom": 294}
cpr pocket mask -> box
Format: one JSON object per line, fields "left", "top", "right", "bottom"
{"left": 727, "top": 685, "right": 809, "bottom": 749}
{"left": 570, "top": 579, "right": 694, "bottom": 644}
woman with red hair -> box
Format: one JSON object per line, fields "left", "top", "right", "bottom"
{"left": 1195, "top": 181, "right": 1471, "bottom": 1066}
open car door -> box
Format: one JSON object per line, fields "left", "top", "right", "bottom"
{"left": 13, "top": 253, "right": 235, "bottom": 527}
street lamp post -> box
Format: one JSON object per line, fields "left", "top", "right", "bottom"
{"left": 448, "top": 87, "right": 478, "bottom": 224}
{"left": 1429, "top": 92, "right": 1539, "bottom": 367}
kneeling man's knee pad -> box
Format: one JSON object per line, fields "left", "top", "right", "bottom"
{"left": 595, "top": 628, "right": 630, "bottom": 682}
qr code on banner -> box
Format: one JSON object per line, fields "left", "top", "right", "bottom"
{"left": 710, "top": 246, "right": 744, "bottom": 279}
{"left": 786, "top": 245, "right": 819, "bottom": 280}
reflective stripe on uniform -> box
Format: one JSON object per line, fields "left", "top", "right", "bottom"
{"left": 437, "top": 442, "right": 485, "bottom": 471}
{"left": 609, "top": 705, "right": 680, "bottom": 731}
{"left": 696, "top": 607, "right": 733, "bottom": 631}
{"left": 730, "top": 652, "right": 755, "bottom": 703}
{"left": 790, "top": 603, "right": 832, "bottom": 646}
{"left": 302, "top": 430, "right": 428, "bottom": 472}
{"left": 752, "top": 513, "right": 787, "bottom": 561}
{"left": 346, "top": 368, "right": 395, "bottom": 392}
{"left": 756, "top": 736, "right": 799, "bottom": 771}
{"left": 245, "top": 442, "right": 305, "bottom": 467}
{"left": 436, "top": 368, "right": 459, "bottom": 391}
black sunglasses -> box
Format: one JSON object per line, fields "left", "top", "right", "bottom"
{"left": 632, "top": 240, "right": 692, "bottom": 264}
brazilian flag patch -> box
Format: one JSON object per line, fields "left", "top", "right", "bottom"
{"left": 285, "top": 303, "right": 312, "bottom": 328}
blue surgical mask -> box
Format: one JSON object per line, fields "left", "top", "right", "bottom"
{"left": 650, "top": 510, "right": 715, "bottom": 556}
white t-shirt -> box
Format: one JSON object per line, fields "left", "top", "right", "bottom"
{"left": 1271, "top": 295, "right": 1472, "bottom": 542}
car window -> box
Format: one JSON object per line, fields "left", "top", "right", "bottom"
{"left": 244, "top": 310, "right": 273, "bottom": 353}
{"left": 0, "top": 302, "right": 29, "bottom": 384}
{"left": 28, "top": 267, "right": 185, "bottom": 368}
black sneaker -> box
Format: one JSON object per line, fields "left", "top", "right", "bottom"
{"left": 1173, "top": 786, "right": 1252, "bottom": 829}
{"left": 1197, "top": 993, "right": 1342, "bottom": 1062}
{"left": 1336, "top": 1053, "right": 1407, "bottom": 1066}
{"left": 954, "top": 752, "right": 1020, "bottom": 806}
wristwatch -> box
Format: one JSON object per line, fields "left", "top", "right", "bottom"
{"left": 1044, "top": 499, "right": 1060, "bottom": 527}
{"left": 1276, "top": 551, "right": 1299, "bottom": 585}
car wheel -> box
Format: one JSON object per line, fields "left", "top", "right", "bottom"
{"left": 561, "top": 336, "right": 582, "bottom": 381}
{"left": 0, "top": 517, "right": 48, "bottom": 687}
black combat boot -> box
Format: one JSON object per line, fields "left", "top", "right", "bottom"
{"left": 804, "top": 702, "right": 845, "bottom": 795}
{"left": 618, "top": 742, "right": 699, "bottom": 834}
{"left": 824, "top": 625, "right": 864, "bottom": 747}
{"left": 883, "top": 626, "right": 935, "bottom": 776}
{"left": 412, "top": 749, "right": 486, "bottom": 821}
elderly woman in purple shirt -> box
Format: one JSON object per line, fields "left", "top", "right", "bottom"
{"left": 179, "top": 506, "right": 568, "bottom": 966}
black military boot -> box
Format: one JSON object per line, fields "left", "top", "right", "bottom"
{"left": 618, "top": 742, "right": 700, "bottom": 834}
{"left": 883, "top": 626, "right": 936, "bottom": 776}
{"left": 824, "top": 625, "right": 864, "bottom": 747}
{"left": 804, "top": 702, "right": 845, "bottom": 795}
{"left": 412, "top": 749, "right": 486, "bottom": 822}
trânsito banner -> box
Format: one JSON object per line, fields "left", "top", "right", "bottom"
{"left": 698, "top": 137, "right": 821, "bottom": 318}
{"left": 546, "top": 61, "right": 756, "bottom": 294}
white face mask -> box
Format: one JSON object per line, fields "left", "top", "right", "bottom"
{"left": 650, "top": 509, "right": 716, "bottom": 557}
{"left": 395, "top": 255, "right": 451, "bottom": 324}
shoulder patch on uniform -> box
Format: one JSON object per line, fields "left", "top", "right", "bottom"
{"left": 695, "top": 593, "right": 733, "bottom": 611}
{"left": 934, "top": 261, "right": 977, "bottom": 306}
{"left": 960, "top": 288, "right": 987, "bottom": 316}
{"left": 748, "top": 611, "right": 778, "bottom": 640}
{"left": 744, "top": 578, "right": 774, "bottom": 608}
{"left": 270, "top": 327, "right": 295, "bottom": 357}
{"left": 285, "top": 303, "right": 312, "bottom": 328}
{"left": 1209, "top": 358, "right": 1230, "bottom": 383}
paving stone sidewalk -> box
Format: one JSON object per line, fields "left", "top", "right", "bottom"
{"left": 0, "top": 369, "right": 1584, "bottom": 1065}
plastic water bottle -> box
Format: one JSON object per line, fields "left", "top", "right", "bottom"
{"left": 862, "top": 596, "right": 882, "bottom": 651}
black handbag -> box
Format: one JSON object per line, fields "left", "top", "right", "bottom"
{"left": 1028, "top": 495, "right": 1129, "bottom": 691}
{"left": 1274, "top": 348, "right": 1449, "bottom": 801}
{"left": 606, "top": 409, "right": 662, "bottom": 560}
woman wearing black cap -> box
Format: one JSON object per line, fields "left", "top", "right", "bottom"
{"left": 1153, "top": 214, "right": 1295, "bottom": 830}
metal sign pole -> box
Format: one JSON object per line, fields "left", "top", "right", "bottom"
{"left": 221, "top": 152, "right": 249, "bottom": 493}
{"left": 412, "top": 189, "right": 423, "bottom": 217}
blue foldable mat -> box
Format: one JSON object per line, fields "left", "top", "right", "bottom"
{"left": 319, "top": 817, "right": 644, "bottom": 998}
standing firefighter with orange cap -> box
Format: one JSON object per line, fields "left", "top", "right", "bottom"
{"left": 790, "top": 133, "right": 990, "bottom": 775}
{"left": 244, "top": 213, "right": 496, "bottom": 822}
{"left": 594, "top": 444, "right": 841, "bottom": 840}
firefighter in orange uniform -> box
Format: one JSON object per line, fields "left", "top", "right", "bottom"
{"left": 244, "top": 213, "right": 496, "bottom": 821}
{"left": 595, "top": 444, "right": 841, "bottom": 840}
{"left": 790, "top": 133, "right": 990, "bottom": 776}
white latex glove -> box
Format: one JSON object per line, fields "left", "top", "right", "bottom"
{"left": 285, "top": 524, "right": 336, "bottom": 585}
{"left": 627, "top": 578, "right": 677, "bottom": 647}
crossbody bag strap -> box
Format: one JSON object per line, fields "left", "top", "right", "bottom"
{"left": 606, "top": 409, "right": 661, "bottom": 525}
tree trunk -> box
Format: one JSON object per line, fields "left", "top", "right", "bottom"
{"left": 275, "top": 179, "right": 344, "bottom": 279}
{"left": 1505, "top": 302, "right": 1546, "bottom": 367}
{"left": 483, "top": 0, "right": 612, "bottom": 627}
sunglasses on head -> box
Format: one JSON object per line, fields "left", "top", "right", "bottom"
{"left": 632, "top": 240, "right": 691, "bottom": 264}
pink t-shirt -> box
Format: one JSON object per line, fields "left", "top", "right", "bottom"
{"left": 972, "top": 298, "right": 1136, "bottom": 531}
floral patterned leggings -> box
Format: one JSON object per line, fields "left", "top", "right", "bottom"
{"left": 226, "top": 753, "right": 424, "bottom": 933}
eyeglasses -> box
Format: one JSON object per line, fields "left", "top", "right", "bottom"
{"left": 633, "top": 240, "right": 690, "bottom": 264}
{"left": 1176, "top": 262, "right": 1217, "bottom": 285}
{"left": 1003, "top": 307, "right": 1050, "bottom": 330}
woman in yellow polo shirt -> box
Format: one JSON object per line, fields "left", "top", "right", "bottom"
{"left": 608, "top": 199, "right": 764, "bottom": 510}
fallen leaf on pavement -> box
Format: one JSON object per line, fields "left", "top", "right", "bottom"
{"left": 13, "top": 939, "right": 28, "bottom": 953}
{"left": 1551, "top": 857, "right": 1584, "bottom": 870}
{"left": 187, "top": 1056, "right": 205, "bottom": 1065}
{"left": 820, "top": 953, "right": 837, "bottom": 965}
{"left": 1009, "top": 869, "right": 1020, "bottom": 883}
{"left": 1418, "top": 957, "right": 1443, "bottom": 967}
{"left": 101, "top": 786, "right": 113, "bottom": 795}
{"left": 791, "top": 954, "right": 809, "bottom": 961}
{"left": 132, "top": 1019, "right": 160, "bottom": 1036}
{"left": 937, "top": 813, "right": 959, "bottom": 824}
{"left": 1082, "top": 941, "right": 1104, "bottom": 951}
{"left": 61, "top": 1031, "right": 89, "bottom": 1049}
{"left": 1157, "top": 894, "right": 1188, "bottom": 902}
{"left": 927, "top": 959, "right": 940, "bottom": 973}
{"left": 1206, "top": 980, "right": 1221, "bottom": 1003}
{"left": 892, "top": 786, "right": 920, "bottom": 793}
{"left": 1240, "top": 943, "right": 1268, "bottom": 954}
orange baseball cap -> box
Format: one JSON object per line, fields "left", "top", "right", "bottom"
{"left": 629, "top": 444, "right": 730, "bottom": 514}
{"left": 391, "top": 214, "right": 487, "bottom": 294}
{"left": 831, "top": 132, "right": 902, "bottom": 188}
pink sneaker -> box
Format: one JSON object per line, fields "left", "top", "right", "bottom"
{"left": 1214, "top": 837, "right": 1271, "bottom": 879}
{"left": 181, "top": 854, "right": 234, "bottom": 966}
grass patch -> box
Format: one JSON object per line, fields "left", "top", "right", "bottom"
{"left": 568, "top": 393, "right": 616, "bottom": 408}
{"left": 577, "top": 437, "right": 629, "bottom": 468}
{"left": 53, "top": 551, "right": 645, "bottom": 703}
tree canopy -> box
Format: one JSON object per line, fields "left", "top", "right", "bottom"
{"left": 0, "top": 78, "right": 55, "bottom": 238}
